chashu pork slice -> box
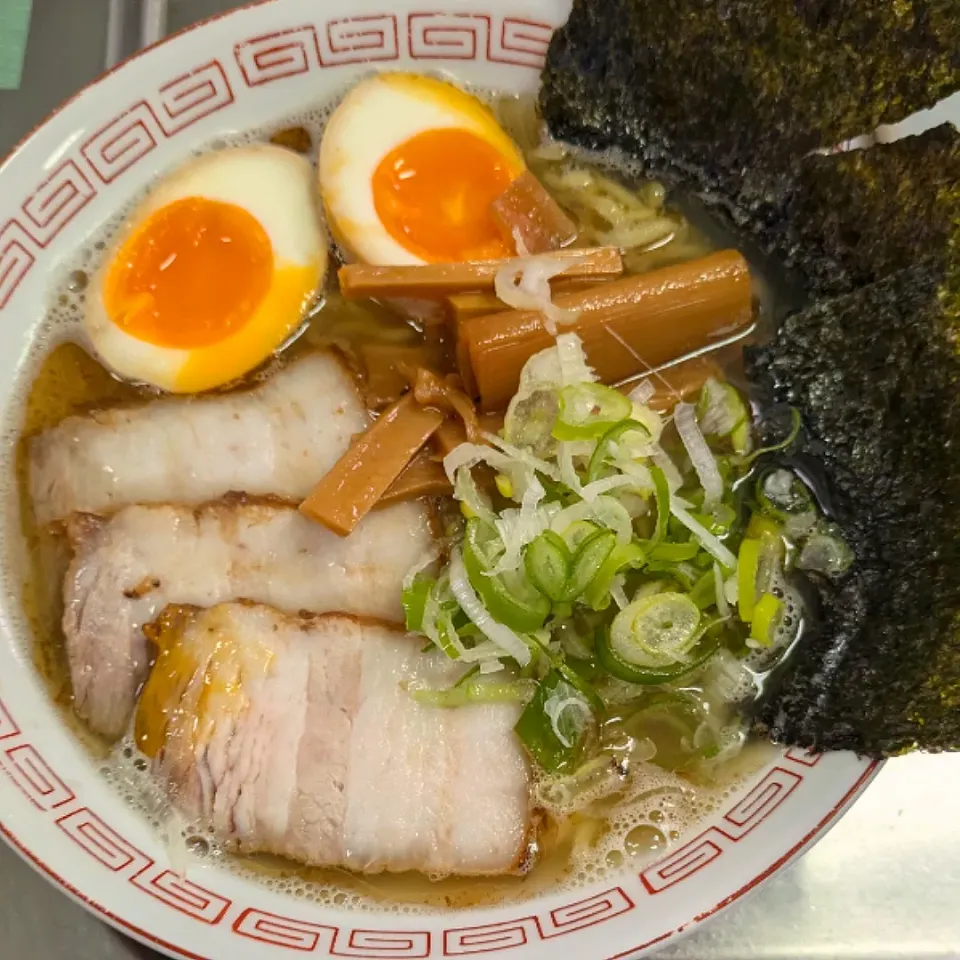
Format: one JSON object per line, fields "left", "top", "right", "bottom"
{"left": 29, "top": 352, "right": 367, "bottom": 526}
{"left": 65, "top": 498, "right": 434, "bottom": 741}
{"left": 137, "top": 603, "right": 531, "bottom": 876}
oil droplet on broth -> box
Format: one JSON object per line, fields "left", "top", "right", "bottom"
{"left": 67, "top": 270, "right": 89, "bottom": 292}
{"left": 624, "top": 825, "right": 667, "bottom": 856}
{"left": 186, "top": 836, "right": 210, "bottom": 858}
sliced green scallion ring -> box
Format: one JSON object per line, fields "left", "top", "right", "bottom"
{"left": 553, "top": 383, "right": 633, "bottom": 441}
{"left": 697, "top": 378, "right": 749, "bottom": 439}
{"left": 524, "top": 531, "right": 571, "bottom": 601}
{"left": 586, "top": 418, "right": 651, "bottom": 482}
{"left": 562, "top": 528, "right": 618, "bottom": 601}
{"left": 609, "top": 592, "right": 701, "bottom": 669}
{"left": 463, "top": 519, "right": 550, "bottom": 633}
{"left": 597, "top": 622, "right": 720, "bottom": 684}
{"left": 584, "top": 541, "right": 647, "bottom": 610}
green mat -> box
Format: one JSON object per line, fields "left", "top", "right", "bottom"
{"left": 0, "top": 0, "right": 32, "bottom": 90}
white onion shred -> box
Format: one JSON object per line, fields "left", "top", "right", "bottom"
{"left": 511, "top": 225, "right": 531, "bottom": 258}
{"left": 674, "top": 402, "right": 723, "bottom": 505}
{"left": 545, "top": 695, "right": 592, "bottom": 748}
{"left": 459, "top": 641, "right": 507, "bottom": 663}
{"left": 402, "top": 545, "right": 442, "bottom": 590}
{"left": 444, "top": 441, "right": 556, "bottom": 503}
{"left": 490, "top": 477, "right": 549, "bottom": 574}
{"left": 610, "top": 574, "right": 630, "bottom": 610}
{"left": 627, "top": 379, "right": 656, "bottom": 404}
{"left": 552, "top": 495, "right": 633, "bottom": 545}
{"left": 556, "top": 333, "right": 596, "bottom": 386}
{"left": 713, "top": 562, "right": 731, "bottom": 618}
{"left": 448, "top": 548, "right": 531, "bottom": 666}
{"left": 724, "top": 574, "right": 739, "bottom": 606}
{"left": 557, "top": 440, "right": 583, "bottom": 494}
{"left": 453, "top": 466, "right": 496, "bottom": 523}
{"left": 579, "top": 474, "right": 641, "bottom": 502}
{"left": 670, "top": 501, "right": 738, "bottom": 569}
{"left": 494, "top": 256, "right": 583, "bottom": 336}
{"left": 481, "top": 431, "right": 561, "bottom": 482}
{"left": 651, "top": 446, "right": 685, "bottom": 492}
{"left": 480, "top": 658, "right": 505, "bottom": 674}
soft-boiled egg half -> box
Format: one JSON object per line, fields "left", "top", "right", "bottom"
{"left": 85, "top": 144, "right": 328, "bottom": 393}
{"left": 319, "top": 73, "right": 526, "bottom": 265}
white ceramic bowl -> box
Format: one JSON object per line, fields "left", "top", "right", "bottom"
{"left": 0, "top": 1, "right": 882, "bottom": 957}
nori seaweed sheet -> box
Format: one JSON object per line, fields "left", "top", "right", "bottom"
{"left": 540, "top": 0, "right": 960, "bottom": 211}
{"left": 746, "top": 263, "right": 960, "bottom": 754}
{"left": 540, "top": 0, "right": 960, "bottom": 755}
{"left": 756, "top": 125, "right": 960, "bottom": 295}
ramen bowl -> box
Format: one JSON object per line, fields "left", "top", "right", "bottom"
{"left": 0, "top": 1, "right": 881, "bottom": 957}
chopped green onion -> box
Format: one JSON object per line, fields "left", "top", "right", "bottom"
{"left": 647, "top": 541, "right": 700, "bottom": 563}
{"left": 515, "top": 671, "right": 594, "bottom": 774}
{"left": 737, "top": 408, "right": 802, "bottom": 466}
{"left": 586, "top": 418, "right": 651, "bottom": 482}
{"left": 434, "top": 608, "right": 464, "bottom": 660}
{"left": 584, "top": 541, "right": 647, "bottom": 610}
{"left": 646, "top": 465, "right": 670, "bottom": 546}
{"left": 557, "top": 519, "right": 603, "bottom": 552}
{"left": 553, "top": 383, "right": 632, "bottom": 441}
{"left": 414, "top": 677, "right": 535, "bottom": 708}
{"left": 737, "top": 538, "right": 761, "bottom": 623}
{"left": 455, "top": 664, "right": 481, "bottom": 686}
{"left": 607, "top": 691, "right": 713, "bottom": 771}
{"left": 669, "top": 500, "right": 738, "bottom": 569}
{"left": 597, "top": 623, "right": 720, "bottom": 685}
{"left": 610, "top": 592, "right": 701, "bottom": 668}
{"left": 689, "top": 502, "right": 737, "bottom": 537}
{"left": 750, "top": 592, "right": 783, "bottom": 647}
{"left": 524, "top": 531, "right": 571, "bottom": 601}
{"left": 688, "top": 570, "right": 718, "bottom": 610}
{"left": 746, "top": 514, "right": 783, "bottom": 540}
{"left": 463, "top": 519, "right": 550, "bottom": 633}
{"left": 697, "top": 378, "right": 749, "bottom": 439}
{"left": 402, "top": 576, "right": 434, "bottom": 632}
{"left": 563, "top": 528, "right": 617, "bottom": 601}
{"left": 556, "top": 660, "right": 605, "bottom": 712}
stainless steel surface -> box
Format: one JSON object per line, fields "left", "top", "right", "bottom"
{"left": 140, "top": 0, "right": 168, "bottom": 49}
{"left": 1, "top": 3, "right": 959, "bottom": 958}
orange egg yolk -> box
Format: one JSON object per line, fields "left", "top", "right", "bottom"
{"left": 372, "top": 127, "right": 516, "bottom": 262}
{"left": 103, "top": 197, "right": 273, "bottom": 349}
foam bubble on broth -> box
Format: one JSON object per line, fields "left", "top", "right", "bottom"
{"left": 97, "top": 728, "right": 762, "bottom": 913}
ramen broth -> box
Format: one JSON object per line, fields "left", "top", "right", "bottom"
{"left": 14, "top": 90, "right": 775, "bottom": 909}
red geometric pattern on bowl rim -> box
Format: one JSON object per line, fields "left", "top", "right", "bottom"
{"left": 0, "top": 4, "right": 882, "bottom": 958}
